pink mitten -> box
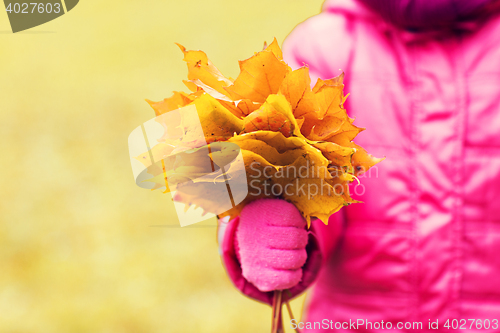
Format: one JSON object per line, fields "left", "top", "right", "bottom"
{"left": 235, "top": 199, "right": 309, "bottom": 292}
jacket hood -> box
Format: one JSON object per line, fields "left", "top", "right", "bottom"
{"left": 322, "top": 0, "right": 498, "bottom": 30}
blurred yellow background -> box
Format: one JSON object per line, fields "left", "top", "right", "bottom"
{"left": 0, "top": 1, "right": 324, "bottom": 332}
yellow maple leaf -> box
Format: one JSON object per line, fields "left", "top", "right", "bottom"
{"left": 146, "top": 91, "right": 194, "bottom": 116}
{"left": 242, "top": 95, "right": 299, "bottom": 137}
{"left": 263, "top": 37, "right": 283, "bottom": 60}
{"left": 224, "top": 48, "right": 291, "bottom": 103}
{"left": 192, "top": 94, "right": 244, "bottom": 142}
{"left": 176, "top": 43, "right": 233, "bottom": 98}
{"left": 219, "top": 99, "right": 260, "bottom": 118}
{"left": 278, "top": 67, "right": 318, "bottom": 119}
{"left": 348, "top": 142, "right": 386, "bottom": 177}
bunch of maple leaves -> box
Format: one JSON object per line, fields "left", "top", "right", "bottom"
{"left": 138, "top": 39, "right": 382, "bottom": 226}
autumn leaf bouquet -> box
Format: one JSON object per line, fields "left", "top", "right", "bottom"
{"left": 130, "top": 38, "right": 382, "bottom": 332}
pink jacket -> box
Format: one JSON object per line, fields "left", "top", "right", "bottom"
{"left": 220, "top": 0, "right": 500, "bottom": 331}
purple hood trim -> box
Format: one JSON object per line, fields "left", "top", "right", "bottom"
{"left": 323, "top": 0, "right": 497, "bottom": 29}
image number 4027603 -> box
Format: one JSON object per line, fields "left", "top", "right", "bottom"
{"left": 4, "top": 0, "right": 79, "bottom": 33}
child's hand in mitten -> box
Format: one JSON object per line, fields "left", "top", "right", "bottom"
{"left": 235, "top": 199, "right": 309, "bottom": 292}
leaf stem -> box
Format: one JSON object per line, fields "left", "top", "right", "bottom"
{"left": 284, "top": 290, "right": 300, "bottom": 333}
{"left": 272, "top": 290, "right": 283, "bottom": 333}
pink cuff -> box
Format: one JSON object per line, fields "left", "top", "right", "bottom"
{"left": 218, "top": 216, "right": 324, "bottom": 305}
